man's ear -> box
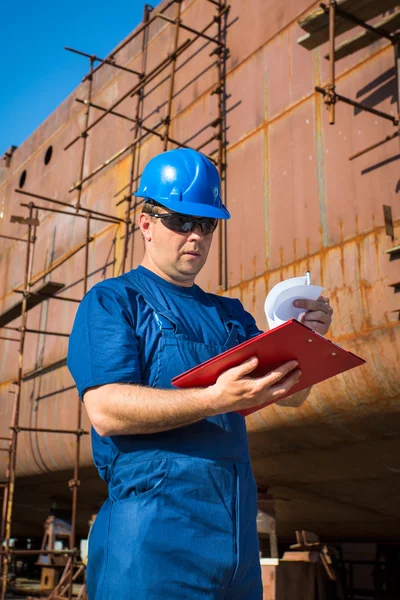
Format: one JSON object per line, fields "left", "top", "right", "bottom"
{"left": 139, "top": 213, "right": 152, "bottom": 242}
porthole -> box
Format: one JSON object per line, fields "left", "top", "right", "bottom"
{"left": 19, "top": 170, "right": 27, "bottom": 188}
{"left": 44, "top": 145, "right": 53, "bottom": 165}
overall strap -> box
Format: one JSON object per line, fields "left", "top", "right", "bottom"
{"left": 121, "top": 270, "right": 181, "bottom": 334}
{"left": 208, "top": 294, "right": 247, "bottom": 345}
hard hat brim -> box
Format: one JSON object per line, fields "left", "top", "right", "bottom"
{"left": 135, "top": 194, "right": 231, "bottom": 219}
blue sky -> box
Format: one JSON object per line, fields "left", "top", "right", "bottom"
{"left": 0, "top": 0, "right": 147, "bottom": 155}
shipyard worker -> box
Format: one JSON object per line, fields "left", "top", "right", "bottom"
{"left": 67, "top": 148, "right": 333, "bottom": 600}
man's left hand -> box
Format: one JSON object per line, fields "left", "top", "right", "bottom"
{"left": 292, "top": 296, "right": 333, "bottom": 335}
{"left": 277, "top": 296, "right": 333, "bottom": 408}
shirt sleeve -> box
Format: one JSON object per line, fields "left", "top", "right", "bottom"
{"left": 67, "top": 283, "right": 141, "bottom": 399}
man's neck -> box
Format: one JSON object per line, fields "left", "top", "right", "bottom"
{"left": 140, "top": 256, "right": 195, "bottom": 288}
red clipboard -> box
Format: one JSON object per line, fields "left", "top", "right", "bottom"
{"left": 172, "top": 319, "right": 365, "bottom": 416}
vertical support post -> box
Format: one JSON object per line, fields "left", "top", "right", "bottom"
{"left": 1, "top": 204, "right": 34, "bottom": 600}
{"left": 216, "top": 0, "right": 228, "bottom": 289}
{"left": 0, "top": 483, "right": 6, "bottom": 542}
{"left": 0, "top": 448, "right": 11, "bottom": 543}
{"left": 27, "top": 208, "right": 39, "bottom": 288}
{"left": 122, "top": 4, "right": 151, "bottom": 275}
{"left": 76, "top": 57, "right": 95, "bottom": 211}
{"left": 83, "top": 213, "right": 91, "bottom": 297}
{"left": 269, "top": 520, "right": 279, "bottom": 559}
{"left": 163, "top": 0, "right": 182, "bottom": 152}
{"left": 394, "top": 39, "right": 400, "bottom": 148}
{"left": 66, "top": 213, "right": 90, "bottom": 600}
{"left": 349, "top": 561, "right": 354, "bottom": 598}
{"left": 328, "top": 0, "right": 336, "bottom": 125}
{"left": 65, "top": 57, "right": 94, "bottom": 600}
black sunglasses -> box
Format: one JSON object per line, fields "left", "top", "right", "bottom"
{"left": 150, "top": 212, "right": 218, "bottom": 235}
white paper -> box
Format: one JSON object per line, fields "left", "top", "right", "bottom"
{"left": 264, "top": 275, "right": 323, "bottom": 330}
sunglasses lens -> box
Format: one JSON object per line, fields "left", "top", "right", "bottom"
{"left": 160, "top": 216, "right": 191, "bottom": 233}
{"left": 180, "top": 219, "right": 196, "bottom": 233}
{"left": 200, "top": 219, "right": 218, "bottom": 234}
{"left": 160, "top": 215, "right": 217, "bottom": 234}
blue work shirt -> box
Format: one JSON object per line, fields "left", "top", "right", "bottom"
{"left": 67, "top": 265, "right": 261, "bottom": 399}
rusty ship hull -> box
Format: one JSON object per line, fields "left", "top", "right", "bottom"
{"left": 0, "top": 0, "right": 399, "bottom": 541}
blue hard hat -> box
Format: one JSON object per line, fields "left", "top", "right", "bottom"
{"left": 134, "top": 148, "right": 230, "bottom": 219}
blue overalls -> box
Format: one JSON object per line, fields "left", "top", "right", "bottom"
{"left": 78, "top": 270, "right": 262, "bottom": 599}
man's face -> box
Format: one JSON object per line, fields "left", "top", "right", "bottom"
{"left": 139, "top": 206, "right": 216, "bottom": 287}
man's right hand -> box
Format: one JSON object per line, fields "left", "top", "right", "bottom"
{"left": 209, "top": 357, "right": 302, "bottom": 414}
{"left": 84, "top": 358, "right": 301, "bottom": 437}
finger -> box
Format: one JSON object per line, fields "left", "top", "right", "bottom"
{"left": 302, "top": 310, "right": 331, "bottom": 324}
{"left": 254, "top": 361, "right": 299, "bottom": 389}
{"left": 293, "top": 298, "right": 332, "bottom": 315}
{"left": 267, "top": 369, "right": 302, "bottom": 398}
{"left": 302, "top": 321, "right": 329, "bottom": 334}
{"left": 318, "top": 296, "right": 333, "bottom": 315}
{"left": 298, "top": 311, "right": 307, "bottom": 324}
{"left": 227, "top": 356, "right": 259, "bottom": 379}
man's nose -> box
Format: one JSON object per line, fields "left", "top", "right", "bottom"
{"left": 187, "top": 225, "right": 204, "bottom": 240}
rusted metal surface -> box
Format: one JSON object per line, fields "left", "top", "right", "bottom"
{"left": 324, "top": 10, "right": 400, "bottom": 62}
{"left": 309, "top": 0, "right": 400, "bottom": 147}
{"left": 0, "top": 0, "right": 399, "bottom": 547}
{"left": 297, "top": 0, "right": 400, "bottom": 50}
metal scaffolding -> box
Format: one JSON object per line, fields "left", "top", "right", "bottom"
{"left": 297, "top": 0, "right": 400, "bottom": 321}
{"left": 297, "top": 0, "right": 400, "bottom": 157}
{"left": 0, "top": 0, "right": 230, "bottom": 597}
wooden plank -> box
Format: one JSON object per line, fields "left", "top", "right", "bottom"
{"left": 297, "top": 0, "right": 400, "bottom": 50}
{"left": 0, "top": 282, "right": 65, "bottom": 327}
{"left": 281, "top": 551, "right": 321, "bottom": 562}
{"left": 300, "top": 530, "right": 320, "bottom": 545}
{"left": 385, "top": 245, "right": 400, "bottom": 254}
{"left": 299, "top": 0, "right": 399, "bottom": 34}
{"left": 385, "top": 245, "right": 400, "bottom": 262}
{"left": 324, "top": 10, "right": 400, "bottom": 60}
